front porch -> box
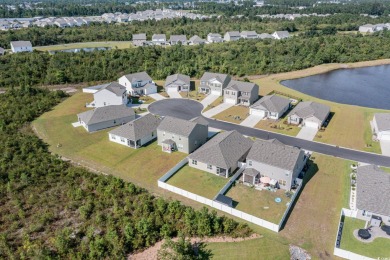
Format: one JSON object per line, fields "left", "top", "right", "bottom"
{"left": 162, "top": 139, "right": 176, "bottom": 153}
{"left": 128, "top": 139, "right": 141, "bottom": 149}
{"left": 199, "top": 86, "right": 210, "bottom": 95}
{"left": 238, "top": 97, "right": 251, "bottom": 107}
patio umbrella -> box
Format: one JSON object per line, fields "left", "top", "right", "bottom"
{"left": 260, "top": 176, "right": 271, "bottom": 184}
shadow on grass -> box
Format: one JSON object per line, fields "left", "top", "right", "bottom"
{"left": 279, "top": 159, "right": 319, "bottom": 231}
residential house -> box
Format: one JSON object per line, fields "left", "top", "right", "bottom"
{"left": 164, "top": 74, "right": 191, "bottom": 92}
{"left": 169, "top": 35, "right": 187, "bottom": 45}
{"left": 245, "top": 139, "right": 306, "bottom": 190}
{"left": 0, "top": 47, "right": 4, "bottom": 55}
{"left": 89, "top": 82, "right": 128, "bottom": 108}
{"left": 118, "top": 71, "right": 157, "bottom": 96}
{"left": 223, "top": 80, "right": 259, "bottom": 106}
{"left": 157, "top": 116, "right": 208, "bottom": 154}
{"left": 77, "top": 105, "right": 135, "bottom": 132}
{"left": 372, "top": 113, "right": 390, "bottom": 141}
{"left": 359, "top": 24, "right": 376, "bottom": 33}
{"left": 224, "top": 31, "right": 241, "bottom": 41}
{"left": 188, "top": 130, "right": 253, "bottom": 178}
{"left": 109, "top": 113, "right": 161, "bottom": 148}
{"left": 152, "top": 34, "right": 167, "bottom": 45}
{"left": 240, "top": 31, "right": 258, "bottom": 39}
{"left": 199, "top": 72, "right": 231, "bottom": 96}
{"left": 272, "top": 31, "right": 290, "bottom": 40}
{"left": 207, "top": 33, "right": 223, "bottom": 43}
{"left": 258, "top": 33, "right": 274, "bottom": 39}
{"left": 10, "top": 41, "right": 33, "bottom": 53}
{"left": 132, "top": 33, "right": 147, "bottom": 46}
{"left": 249, "top": 94, "right": 291, "bottom": 119}
{"left": 356, "top": 165, "right": 390, "bottom": 223}
{"left": 287, "top": 101, "right": 330, "bottom": 129}
{"left": 188, "top": 35, "right": 206, "bottom": 45}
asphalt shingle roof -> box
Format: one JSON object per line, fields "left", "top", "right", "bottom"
{"left": 158, "top": 116, "right": 200, "bottom": 137}
{"left": 10, "top": 41, "right": 32, "bottom": 48}
{"left": 78, "top": 105, "right": 135, "bottom": 125}
{"left": 241, "top": 31, "right": 257, "bottom": 37}
{"left": 258, "top": 33, "right": 274, "bottom": 39}
{"left": 133, "top": 33, "right": 146, "bottom": 40}
{"left": 374, "top": 113, "right": 390, "bottom": 132}
{"left": 273, "top": 31, "right": 290, "bottom": 38}
{"left": 169, "top": 35, "right": 187, "bottom": 42}
{"left": 247, "top": 138, "right": 304, "bottom": 171}
{"left": 287, "top": 101, "right": 330, "bottom": 122}
{"left": 152, "top": 34, "right": 166, "bottom": 41}
{"left": 189, "top": 35, "right": 205, "bottom": 44}
{"left": 225, "top": 80, "right": 258, "bottom": 93}
{"left": 251, "top": 94, "right": 290, "bottom": 114}
{"left": 96, "top": 82, "right": 126, "bottom": 96}
{"left": 200, "top": 72, "right": 230, "bottom": 84}
{"left": 109, "top": 113, "right": 160, "bottom": 140}
{"left": 165, "top": 74, "right": 190, "bottom": 87}
{"left": 356, "top": 165, "right": 390, "bottom": 216}
{"left": 123, "top": 71, "right": 152, "bottom": 83}
{"left": 225, "top": 31, "right": 241, "bottom": 37}
{"left": 190, "top": 116, "right": 209, "bottom": 126}
{"left": 188, "top": 130, "right": 253, "bottom": 170}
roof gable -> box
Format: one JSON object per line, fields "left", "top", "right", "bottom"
{"left": 251, "top": 94, "right": 290, "bottom": 113}
{"left": 157, "top": 116, "right": 200, "bottom": 137}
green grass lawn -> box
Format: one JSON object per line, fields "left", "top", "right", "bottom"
{"left": 166, "top": 165, "right": 228, "bottom": 199}
{"left": 226, "top": 184, "right": 289, "bottom": 224}
{"left": 340, "top": 217, "right": 390, "bottom": 258}
{"left": 255, "top": 117, "right": 301, "bottom": 137}
{"left": 34, "top": 41, "right": 133, "bottom": 51}
{"left": 213, "top": 106, "right": 249, "bottom": 123}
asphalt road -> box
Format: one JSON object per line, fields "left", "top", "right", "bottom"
{"left": 148, "top": 99, "right": 390, "bottom": 167}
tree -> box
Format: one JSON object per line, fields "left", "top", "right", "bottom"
{"left": 157, "top": 235, "right": 211, "bottom": 260}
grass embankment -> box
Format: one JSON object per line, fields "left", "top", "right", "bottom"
{"left": 252, "top": 59, "right": 390, "bottom": 153}
{"left": 34, "top": 41, "right": 133, "bottom": 51}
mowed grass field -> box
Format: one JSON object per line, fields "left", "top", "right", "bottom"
{"left": 251, "top": 60, "right": 390, "bottom": 154}
{"left": 34, "top": 41, "right": 133, "bottom": 51}
{"left": 340, "top": 217, "right": 390, "bottom": 258}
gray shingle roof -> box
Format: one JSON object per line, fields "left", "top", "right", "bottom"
{"left": 243, "top": 168, "right": 260, "bottom": 177}
{"left": 123, "top": 71, "right": 152, "bottom": 83}
{"left": 258, "top": 33, "right": 274, "bottom": 39}
{"left": 207, "top": 33, "right": 222, "bottom": 37}
{"left": 169, "top": 35, "right": 187, "bottom": 42}
{"left": 374, "top": 113, "right": 390, "bottom": 132}
{"left": 78, "top": 105, "right": 135, "bottom": 125}
{"left": 247, "top": 138, "right": 304, "bottom": 171}
{"left": 96, "top": 82, "right": 126, "bottom": 96}
{"left": 165, "top": 74, "right": 190, "bottom": 87}
{"left": 288, "top": 101, "right": 330, "bottom": 122}
{"left": 109, "top": 113, "right": 160, "bottom": 140}
{"left": 273, "top": 31, "right": 290, "bottom": 38}
{"left": 200, "top": 72, "right": 230, "bottom": 84}
{"left": 158, "top": 116, "right": 200, "bottom": 137}
{"left": 189, "top": 35, "right": 205, "bottom": 44}
{"left": 190, "top": 116, "right": 209, "bottom": 126}
{"left": 225, "top": 80, "right": 258, "bottom": 93}
{"left": 133, "top": 33, "right": 146, "bottom": 40}
{"left": 241, "top": 31, "right": 257, "bottom": 37}
{"left": 188, "top": 130, "right": 253, "bottom": 169}
{"left": 356, "top": 165, "right": 390, "bottom": 216}
{"left": 10, "top": 41, "right": 32, "bottom": 48}
{"left": 0, "top": 47, "right": 4, "bottom": 54}
{"left": 251, "top": 94, "right": 290, "bottom": 114}
{"left": 225, "top": 31, "right": 241, "bottom": 37}
{"left": 152, "top": 34, "right": 166, "bottom": 41}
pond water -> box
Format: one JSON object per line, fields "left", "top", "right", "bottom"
{"left": 281, "top": 65, "right": 390, "bottom": 110}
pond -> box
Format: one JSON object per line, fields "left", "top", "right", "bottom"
{"left": 281, "top": 65, "right": 390, "bottom": 110}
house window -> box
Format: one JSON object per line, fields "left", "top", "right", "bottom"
{"left": 207, "top": 164, "right": 212, "bottom": 170}
{"left": 226, "top": 91, "right": 229, "bottom": 95}
{"left": 114, "top": 120, "right": 116, "bottom": 124}
{"left": 152, "top": 132, "right": 154, "bottom": 137}
{"left": 178, "top": 144, "right": 183, "bottom": 148}
{"left": 163, "top": 132, "right": 165, "bottom": 136}
{"left": 104, "top": 102, "right": 106, "bottom": 106}
{"left": 179, "top": 137, "right": 181, "bottom": 140}
{"left": 120, "top": 138, "right": 125, "bottom": 142}
{"left": 248, "top": 160, "right": 252, "bottom": 166}
{"left": 192, "top": 160, "right": 197, "bottom": 165}
{"left": 172, "top": 135, "right": 175, "bottom": 139}
{"left": 285, "top": 173, "right": 289, "bottom": 177}
{"left": 111, "top": 135, "right": 116, "bottom": 140}
{"left": 195, "top": 140, "right": 198, "bottom": 145}
{"left": 279, "top": 180, "right": 286, "bottom": 186}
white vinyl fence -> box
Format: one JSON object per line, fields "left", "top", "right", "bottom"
{"left": 278, "top": 183, "right": 303, "bottom": 228}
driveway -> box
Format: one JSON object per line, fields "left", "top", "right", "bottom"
{"left": 201, "top": 94, "right": 219, "bottom": 108}
{"left": 380, "top": 140, "right": 390, "bottom": 156}
{"left": 148, "top": 93, "right": 167, "bottom": 101}
{"left": 296, "top": 126, "right": 318, "bottom": 141}
{"left": 203, "top": 103, "right": 234, "bottom": 118}
{"left": 240, "top": 114, "right": 264, "bottom": 127}
{"left": 166, "top": 90, "right": 182, "bottom": 99}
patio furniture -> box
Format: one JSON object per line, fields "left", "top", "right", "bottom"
{"left": 358, "top": 229, "right": 371, "bottom": 240}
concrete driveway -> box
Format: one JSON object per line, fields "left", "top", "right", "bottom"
{"left": 166, "top": 90, "right": 182, "bottom": 99}
{"left": 201, "top": 94, "right": 219, "bottom": 108}
{"left": 148, "top": 93, "right": 167, "bottom": 101}
{"left": 203, "top": 103, "right": 233, "bottom": 118}
{"left": 296, "top": 126, "right": 318, "bottom": 141}
{"left": 240, "top": 114, "right": 264, "bottom": 127}
{"left": 380, "top": 140, "right": 390, "bottom": 156}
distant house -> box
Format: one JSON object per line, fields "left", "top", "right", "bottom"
{"left": 152, "top": 34, "right": 167, "bottom": 45}
{"left": 188, "top": 130, "right": 253, "bottom": 178}
{"left": 188, "top": 35, "right": 206, "bottom": 45}
{"left": 272, "top": 31, "right": 290, "bottom": 40}
{"left": 109, "top": 113, "right": 161, "bottom": 148}
{"left": 240, "top": 31, "right": 258, "bottom": 39}
{"left": 258, "top": 33, "right": 274, "bottom": 39}
{"left": 223, "top": 80, "right": 259, "bottom": 106}
{"left": 132, "top": 33, "right": 147, "bottom": 46}
{"left": 10, "top": 41, "right": 33, "bottom": 53}
{"left": 207, "top": 33, "right": 223, "bottom": 43}
{"left": 157, "top": 116, "right": 208, "bottom": 154}
{"left": 169, "top": 35, "right": 187, "bottom": 45}
{"left": 77, "top": 105, "right": 136, "bottom": 132}
{"left": 224, "top": 31, "right": 241, "bottom": 41}
{"left": 164, "top": 74, "right": 191, "bottom": 92}
{"left": 0, "top": 47, "right": 4, "bottom": 55}
{"left": 89, "top": 82, "right": 128, "bottom": 108}
{"left": 199, "top": 72, "right": 231, "bottom": 96}
{"left": 356, "top": 165, "right": 390, "bottom": 223}
{"left": 118, "top": 71, "right": 157, "bottom": 96}
{"left": 287, "top": 101, "right": 330, "bottom": 129}
{"left": 359, "top": 24, "right": 376, "bottom": 33}
{"left": 372, "top": 113, "right": 390, "bottom": 141}
{"left": 249, "top": 94, "right": 291, "bottom": 119}
{"left": 245, "top": 139, "right": 306, "bottom": 190}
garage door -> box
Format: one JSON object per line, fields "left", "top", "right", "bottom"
{"left": 250, "top": 109, "right": 265, "bottom": 117}
{"left": 380, "top": 133, "right": 390, "bottom": 140}
{"left": 211, "top": 90, "right": 221, "bottom": 96}
{"left": 304, "top": 121, "right": 319, "bottom": 129}
{"left": 225, "top": 98, "right": 236, "bottom": 104}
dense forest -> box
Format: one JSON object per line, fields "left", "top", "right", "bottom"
{"left": 1, "top": 32, "right": 390, "bottom": 88}
{"left": 0, "top": 87, "right": 251, "bottom": 258}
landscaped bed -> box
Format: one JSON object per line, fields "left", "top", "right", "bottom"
{"left": 213, "top": 106, "right": 249, "bottom": 123}
{"left": 340, "top": 216, "right": 390, "bottom": 258}
{"left": 225, "top": 184, "right": 289, "bottom": 224}
{"left": 166, "top": 165, "right": 229, "bottom": 199}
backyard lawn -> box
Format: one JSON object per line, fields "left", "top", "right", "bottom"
{"left": 34, "top": 41, "right": 133, "bottom": 51}
{"left": 340, "top": 217, "right": 390, "bottom": 258}
{"left": 255, "top": 117, "right": 301, "bottom": 137}
{"left": 213, "top": 106, "right": 249, "bottom": 123}
{"left": 166, "top": 165, "right": 228, "bottom": 199}
{"left": 226, "top": 184, "right": 289, "bottom": 224}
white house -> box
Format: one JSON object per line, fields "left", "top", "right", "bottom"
{"left": 118, "top": 71, "right": 157, "bottom": 96}
{"left": 0, "top": 47, "right": 4, "bottom": 55}
{"left": 240, "top": 31, "right": 258, "bottom": 39}
{"left": 89, "top": 82, "right": 128, "bottom": 108}
{"left": 207, "top": 33, "right": 223, "bottom": 43}
{"left": 224, "top": 31, "right": 241, "bottom": 41}
{"left": 10, "top": 41, "right": 33, "bottom": 53}
{"left": 359, "top": 24, "right": 376, "bottom": 33}
{"left": 373, "top": 113, "right": 390, "bottom": 141}
{"left": 152, "top": 34, "right": 167, "bottom": 45}
{"left": 287, "top": 101, "right": 330, "bottom": 129}
{"left": 164, "top": 74, "right": 191, "bottom": 92}
{"left": 272, "top": 31, "right": 290, "bottom": 40}
{"left": 250, "top": 94, "right": 291, "bottom": 119}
